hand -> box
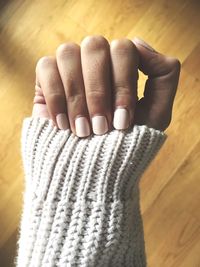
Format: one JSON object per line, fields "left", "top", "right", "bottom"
{"left": 32, "top": 36, "right": 181, "bottom": 137}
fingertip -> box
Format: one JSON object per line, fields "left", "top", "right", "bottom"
{"left": 32, "top": 103, "right": 50, "bottom": 119}
{"left": 133, "top": 37, "right": 157, "bottom": 53}
{"left": 56, "top": 113, "right": 70, "bottom": 130}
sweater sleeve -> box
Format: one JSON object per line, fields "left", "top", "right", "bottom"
{"left": 15, "top": 117, "right": 166, "bottom": 267}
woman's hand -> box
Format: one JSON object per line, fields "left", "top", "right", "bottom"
{"left": 32, "top": 36, "right": 181, "bottom": 137}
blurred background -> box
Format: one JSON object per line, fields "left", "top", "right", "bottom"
{"left": 0, "top": 0, "right": 200, "bottom": 266}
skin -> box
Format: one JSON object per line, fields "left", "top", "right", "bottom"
{"left": 32, "top": 36, "right": 181, "bottom": 136}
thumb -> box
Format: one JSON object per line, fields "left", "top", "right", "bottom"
{"left": 132, "top": 37, "right": 181, "bottom": 131}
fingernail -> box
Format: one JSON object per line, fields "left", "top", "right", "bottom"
{"left": 56, "top": 113, "right": 69, "bottom": 130}
{"left": 75, "top": 116, "right": 90, "bottom": 137}
{"left": 133, "top": 37, "right": 156, "bottom": 52}
{"left": 113, "top": 108, "right": 129, "bottom": 130}
{"left": 92, "top": 115, "right": 108, "bottom": 135}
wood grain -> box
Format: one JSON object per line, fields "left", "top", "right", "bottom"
{"left": 0, "top": 0, "right": 199, "bottom": 266}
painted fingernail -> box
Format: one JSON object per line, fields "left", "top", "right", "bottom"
{"left": 75, "top": 116, "right": 90, "bottom": 137}
{"left": 56, "top": 113, "right": 70, "bottom": 130}
{"left": 113, "top": 108, "right": 129, "bottom": 130}
{"left": 92, "top": 115, "right": 108, "bottom": 135}
{"left": 133, "top": 37, "right": 156, "bottom": 52}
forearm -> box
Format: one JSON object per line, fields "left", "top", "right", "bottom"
{"left": 15, "top": 117, "right": 166, "bottom": 267}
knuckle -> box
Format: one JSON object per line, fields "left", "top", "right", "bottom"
{"left": 36, "top": 56, "right": 54, "bottom": 71}
{"left": 111, "top": 38, "right": 135, "bottom": 51}
{"left": 67, "top": 93, "right": 84, "bottom": 104}
{"left": 87, "top": 89, "right": 106, "bottom": 100}
{"left": 65, "top": 82, "right": 82, "bottom": 99}
{"left": 114, "top": 86, "right": 135, "bottom": 108}
{"left": 81, "top": 35, "right": 109, "bottom": 51}
{"left": 167, "top": 57, "right": 181, "bottom": 73}
{"left": 114, "top": 84, "right": 132, "bottom": 96}
{"left": 47, "top": 93, "right": 64, "bottom": 104}
{"left": 56, "top": 42, "right": 79, "bottom": 58}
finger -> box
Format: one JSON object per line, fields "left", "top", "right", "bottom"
{"left": 110, "top": 38, "right": 139, "bottom": 130}
{"left": 32, "top": 77, "right": 50, "bottom": 119}
{"left": 36, "top": 56, "right": 70, "bottom": 130}
{"left": 81, "top": 35, "right": 112, "bottom": 135}
{"left": 132, "top": 37, "right": 181, "bottom": 130}
{"left": 34, "top": 76, "right": 46, "bottom": 105}
{"left": 56, "top": 43, "right": 91, "bottom": 137}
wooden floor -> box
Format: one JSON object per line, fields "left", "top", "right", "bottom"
{"left": 0, "top": 0, "right": 200, "bottom": 266}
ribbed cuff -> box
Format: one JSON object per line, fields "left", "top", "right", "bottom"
{"left": 16, "top": 117, "right": 167, "bottom": 267}
{"left": 21, "top": 117, "right": 166, "bottom": 202}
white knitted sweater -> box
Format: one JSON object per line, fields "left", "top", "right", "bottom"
{"left": 15, "top": 117, "right": 166, "bottom": 267}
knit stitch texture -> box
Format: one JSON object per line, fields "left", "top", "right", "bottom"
{"left": 15, "top": 117, "right": 167, "bottom": 267}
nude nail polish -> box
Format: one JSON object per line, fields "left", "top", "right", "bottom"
{"left": 75, "top": 117, "right": 90, "bottom": 137}
{"left": 92, "top": 115, "right": 108, "bottom": 135}
{"left": 56, "top": 113, "right": 69, "bottom": 130}
{"left": 113, "top": 108, "right": 129, "bottom": 130}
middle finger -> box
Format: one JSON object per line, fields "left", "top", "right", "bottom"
{"left": 81, "top": 35, "right": 113, "bottom": 135}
